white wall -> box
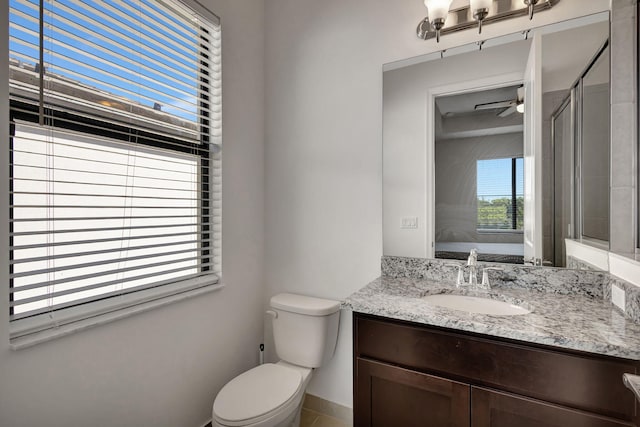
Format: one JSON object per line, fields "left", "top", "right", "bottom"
{"left": 582, "top": 82, "right": 611, "bottom": 241}
{"left": 263, "top": 0, "right": 609, "bottom": 409}
{"left": 0, "top": 1, "right": 265, "bottom": 426}
{"left": 435, "top": 133, "right": 524, "bottom": 244}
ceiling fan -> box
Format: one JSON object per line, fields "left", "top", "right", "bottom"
{"left": 474, "top": 86, "right": 524, "bottom": 117}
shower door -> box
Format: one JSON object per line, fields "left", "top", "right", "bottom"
{"left": 550, "top": 41, "right": 610, "bottom": 267}
{"left": 551, "top": 97, "right": 574, "bottom": 267}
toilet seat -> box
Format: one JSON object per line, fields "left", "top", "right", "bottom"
{"left": 213, "top": 363, "right": 303, "bottom": 426}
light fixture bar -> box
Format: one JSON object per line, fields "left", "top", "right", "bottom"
{"left": 417, "top": 0, "right": 559, "bottom": 41}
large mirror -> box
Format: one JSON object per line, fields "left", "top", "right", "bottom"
{"left": 383, "top": 13, "right": 610, "bottom": 267}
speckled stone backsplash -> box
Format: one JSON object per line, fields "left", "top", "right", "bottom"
{"left": 566, "top": 255, "right": 602, "bottom": 271}
{"left": 566, "top": 256, "right": 640, "bottom": 326}
{"left": 605, "top": 276, "right": 640, "bottom": 325}
{"left": 382, "top": 256, "right": 607, "bottom": 298}
{"left": 382, "top": 256, "right": 640, "bottom": 324}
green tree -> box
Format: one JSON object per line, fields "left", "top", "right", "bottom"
{"left": 477, "top": 196, "right": 523, "bottom": 230}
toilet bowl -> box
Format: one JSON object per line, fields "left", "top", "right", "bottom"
{"left": 212, "top": 293, "right": 341, "bottom": 427}
{"left": 212, "top": 362, "right": 312, "bottom": 427}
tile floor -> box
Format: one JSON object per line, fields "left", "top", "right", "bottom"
{"left": 300, "top": 408, "right": 350, "bottom": 427}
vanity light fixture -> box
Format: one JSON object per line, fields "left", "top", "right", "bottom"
{"left": 470, "top": 0, "right": 492, "bottom": 34}
{"left": 416, "top": 0, "right": 559, "bottom": 42}
{"left": 523, "top": 0, "right": 539, "bottom": 20}
{"left": 424, "top": 0, "right": 454, "bottom": 42}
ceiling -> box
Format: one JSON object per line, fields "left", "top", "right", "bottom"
{"left": 435, "top": 85, "right": 521, "bottom": 117}
{"left": 433, "top": 18, "right": 608, "bottom": 141}
{"left": 435, "top": 84, "right": 523, "bottom": 140}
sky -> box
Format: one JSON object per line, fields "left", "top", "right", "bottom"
{"left": 8, "top": 0, "right": 206, "bottom": 315}
{"left": 9, "top": 0, "right": 199, "bottom": 122}
{"left": 477, "top": 157, "right": 524, "bottom": 200}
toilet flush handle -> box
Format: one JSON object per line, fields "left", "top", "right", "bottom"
{"left": 265, "top": 310, "right": 278, "bottom": 319}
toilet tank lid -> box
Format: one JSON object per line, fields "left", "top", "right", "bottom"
{"left": 270, "top": 293, "right": 341, "bottom": 316}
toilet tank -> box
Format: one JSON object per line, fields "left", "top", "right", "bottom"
{"left": 270, "top": 293, "right": 341, "bottom": 368}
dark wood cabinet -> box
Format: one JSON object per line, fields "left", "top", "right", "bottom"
{"left": 353, "top": 313, "right": 639, "bottom": 427}
{"left": 356, "top": 357, "right": 470, "bottom": 427}
{"left": 472, "top": 387, "right": 633, "bottom": 427}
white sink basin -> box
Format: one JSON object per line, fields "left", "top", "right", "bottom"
{"left": 422, "top": 294, "right": 531, "bottom": 316}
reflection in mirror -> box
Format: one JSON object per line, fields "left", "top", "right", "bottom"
{"left": 382, "top": 13, "right": 610, "bottom": 268}
{"left": 551, "top": 43, "right": 610, "bottom": 266}
{"left": 435, "top": 86, "right": 525, "bottom": 263}
{"left": 552, "top": 98, "right": 572, "bottom": 266}
{"left": 579, "top": 45, "right": 610, "bottom": 242}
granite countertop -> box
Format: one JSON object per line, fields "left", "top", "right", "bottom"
{"left": 343, "top": 275, "right": 640, "bottom": 360}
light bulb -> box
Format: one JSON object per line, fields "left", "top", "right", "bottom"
{"left": 424, "top": 0, "right": 453, "bottom": 42}
{"left": 516, "top": 102, "right": 525, "bottom": 114}
{"left": 470, "top": 0, "right": 492, "bottom": 12}
{"left": 424, "top": 0, "right": 453, "bottom": 21}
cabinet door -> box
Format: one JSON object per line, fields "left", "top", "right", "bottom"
{"left": 472, "top": 387, "right": 634, "bottom": 427}
{"left": 355, "top": 357, "right": 470, "bottom": 427}
{"left": 355, "top": 314, "right": 637, "bottom": 421}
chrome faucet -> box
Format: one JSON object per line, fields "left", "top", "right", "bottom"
{"left": 448, "top": 250, "right": 505, "bottom": 291}
{"left": 467, "top": 248, "right": 478, "bottom": 287}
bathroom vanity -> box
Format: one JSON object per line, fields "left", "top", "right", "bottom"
{"left": 354, "top": 313, "right": 637, "bottom": 426}
{"left": 346, "top": 259, "right": 640, "bottom": 427}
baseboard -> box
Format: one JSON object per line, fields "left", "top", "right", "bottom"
{"left": 302, "top": 393, "right": 353, "bottom": 425}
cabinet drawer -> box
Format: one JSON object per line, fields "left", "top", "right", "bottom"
{"left": 355, "top": 313, "right": 638, "bottom": 421}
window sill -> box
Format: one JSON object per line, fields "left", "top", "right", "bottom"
{"left": 477, "top": 229, "right": 524, "bottom": 235}
{"left": 10, "top": 282, "right": 225, "bottom": 350}
{"left": 576, "top": 236, "right": 609, "bottom": 251}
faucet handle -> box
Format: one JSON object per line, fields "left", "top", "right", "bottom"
{"left": 480, "top": 267, "right": 504, "bottom": 289}
{"left": 445, "top": 263, "right": 465, "bottom": 288}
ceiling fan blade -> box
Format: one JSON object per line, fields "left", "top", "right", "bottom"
{"left": 475, "top": 101, "right": 514, "bottom": 110}
{"left": 498, "top": 106, "right": 517, "bottom": 117}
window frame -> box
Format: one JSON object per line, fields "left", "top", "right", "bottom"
{"left": 6, "top": 0, "right": 222, "bottom": 346}
{"left": 476, "top": 156, "right": 524, "bottom": 233}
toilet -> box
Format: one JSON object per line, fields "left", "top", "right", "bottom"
{"left": 212, "top": 293, "right": 341, "bottom": 427}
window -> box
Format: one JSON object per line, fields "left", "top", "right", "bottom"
{"left": 477, "top": 158, "right": 524, "bottom": 231}
{"left": 8, "top": 0, "right": 221, "bottom": 339}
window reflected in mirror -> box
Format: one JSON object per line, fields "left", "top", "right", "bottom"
{"left": 477, "top": 157, "right": 524, "bottom": 231}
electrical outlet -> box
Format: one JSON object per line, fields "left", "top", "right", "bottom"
{"left": 401, "top": 217, "right": 418, "bottom": 229}
{"left": 612, "top": 284, "right": 626, "bottom": 312}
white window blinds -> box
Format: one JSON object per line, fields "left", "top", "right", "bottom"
{"left": 8, "top": 0, "right": 221, "bottom": 333}
{"left": 477, "top": 157, "right": 524, "bottom": 231}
